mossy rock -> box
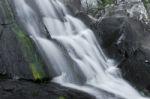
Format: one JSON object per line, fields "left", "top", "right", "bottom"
{"left": 0, "top": 0, "right": 49, "bottom": 81}
{"left": 59, "top": 96, "right": 66, "bottom": 99}
{"left": 11, "top": 24, "right": 49, "bottom": 81}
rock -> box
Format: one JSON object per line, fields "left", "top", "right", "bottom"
{"left": 91, "top": 15, "right": 150, "bottom": 91}
{"left": 0, "top": 0, "right": 49, "bottom": 81}
{"left": 119, "top": 47, "right": 150, "bottom": 89}
{"left": 75, "top": 12, "right": 95, "bottom": 27}
{"left": 3, "top": 84, "right": 15, "bottom": 92}
{"left": 0, "top": 79, "right": 95, "bottom": 99}
{"left": 0, "top": 25, "right": 32, "bottom": 79}
{"left": 91, "top": 16, "right": 126, "bottom": 60}
{"left": 0, "top": 20, "right": 49, "bottom": 81}
{"left": 0, "top": 0, "right": 14, "bottom": 24}
{"left": 94, "top": 0, "right": 149, "bottom": 21}
{"left": 63, "top": 0, "right": 82, "bottom": 14}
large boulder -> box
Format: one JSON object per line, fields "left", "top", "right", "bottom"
{"left": 91, "top": 15, "right": 150, "bottom": 92}
{"left": 0, "top": 0, "right": 49, "bottom": 80}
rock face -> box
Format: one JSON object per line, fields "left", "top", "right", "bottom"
{"left": 0, "top": 0, "right": 48, "bottom": 80}
{"left": 91, "top": 15, "right": 150, "bottom": 92}
{"left": 0, "top": 24, "right": 32, "bottom": 79}
{"left": 0, "top": 79, "right": 95, "bottom": 99}
{"left": 62, "top": 0, "right": 82, "bottom": 14}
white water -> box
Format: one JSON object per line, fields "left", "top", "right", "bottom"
{"left": 13, "top": 0, "right": 149, "bottom": 99}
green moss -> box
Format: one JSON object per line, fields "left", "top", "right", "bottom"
{"left": 88, "top": 0, "right": 114, "bottom": 15}
{"left": 142, "top": 0, "right": 149, "bottom": 9}
{"left": 30, "top": 63, "right": 46, "bottom": 80}
{"left": 1, "top": 0, "right": 48, "bottom": 81}
{"left": 59, "top": 96, "right": 66, "bottom": 99}
{"left": 97, "top": 0, "right": 114, "bottom": 8}
{"left": 101, "top": 0, "right": 113, "bottom": 6}
{"left": 12, "top": 24, "right": 48, "bottom": 80}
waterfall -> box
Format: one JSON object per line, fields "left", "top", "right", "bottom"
{"left": 13, "top": 0, "right": 149, "bottom": 99}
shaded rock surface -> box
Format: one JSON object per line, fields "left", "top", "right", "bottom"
{"left": 0, "top": 24, "right": 32, "bottom": 79}
{"left": 0, "top": 79, "right": 95, "bottom": 99}
{"left": 62, "top": 0, "right": 82, "bottom": 14}
{"left": 91, "top": 15, "right": 150, "bottom": 93}
{"left": 0, "top": 0, "right": 49, "bottom": 80}
{"left": 0, "top": 0, "right": 32, "bottom": 79}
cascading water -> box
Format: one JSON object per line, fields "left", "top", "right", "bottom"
{"left": 13, "top": 0, "right": 149, "bottom": 99}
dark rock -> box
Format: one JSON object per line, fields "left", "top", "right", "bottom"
{"left": 90, "top": 15, "right": 150, "bottom": 91}
{"left": 91, "top": 16, "right": 126, "bottom": 60}
{"left": 0, "top": 79, "right": 95, "bottom": 99}
{"left": 119, "top": 48, "right": 150, "bottom": 89}
{"left": 91, "top": 16, "right": 149, "bottom": 59}
{"left": 75, "top": 12, "right": 95, "bottom": 27}
{"left": 0, "top": 26, "right": 32, "bottom": 79}
{"left": 0, "top": 0, "right": 14, "bottom": 24}
{"left": 3, "top": 84, "right": 15, "bottom": 92}
{"left": 0, "top": 0, "right": 50, "bottom": 81}
{"left": 63, "top": 0, "right": 82, "bottom": 14}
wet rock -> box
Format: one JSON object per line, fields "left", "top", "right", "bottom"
{"left": 63, "top": 0, "right": 82, "bottom": 14}
{"left": 119, "top": 48, "right": 150, "bottom": 89}
{"left": 0, "top": 0, "right": 14, "bottom": 24}
{"left": 0, "top": 26, "right": 32, "bottom": 79}
{"left": 0, "top": 0, "right": 49, "bottom": 81}
{"left": 0, "top": 79, "right": 95, "bottom": 99}
{"left": 75, "top": 12, "right": 95, "bottom": 27}
{"left": 3, "top": 84, "right": 15, "bottom": 92}
{"left": 91, "top": 15, "right": 150, "bottom": 91}
{"left": 91, "top": 16, "right": 127, "bottom": 60}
